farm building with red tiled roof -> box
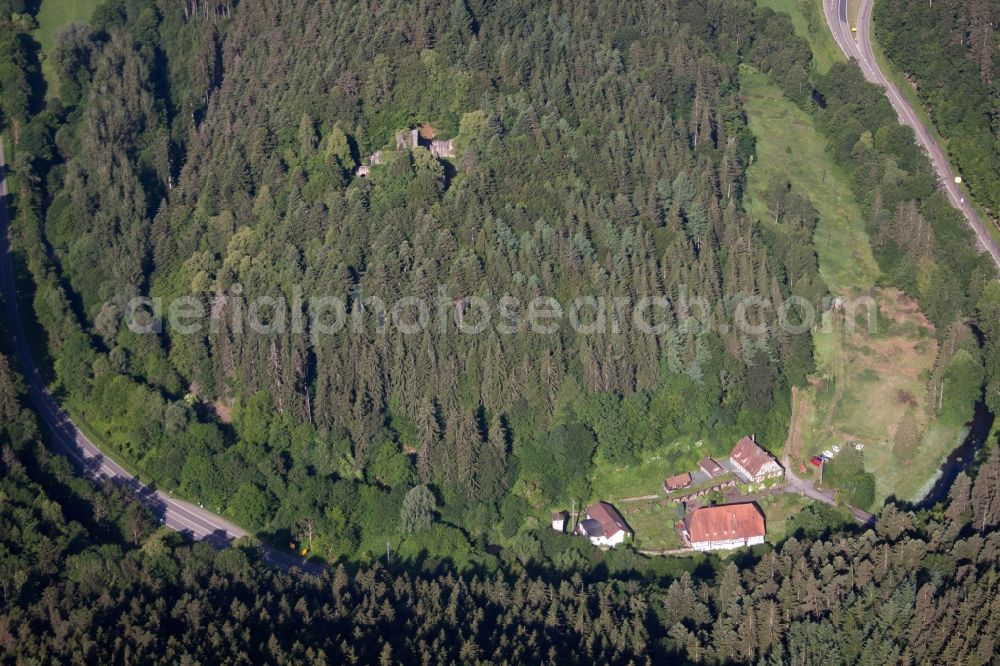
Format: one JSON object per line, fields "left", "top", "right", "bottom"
{"left": 664, "top": 472, "right": 692, "bottom": 492}
{"left": 729, "top": 435, "right": 783, "bottom": 483}
{"left": 685, "top": 503, "right": 766, "bottom": 551}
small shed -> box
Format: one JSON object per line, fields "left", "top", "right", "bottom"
{"left": 551, "top": 510, "right": 568, "bottom": 533}
{"left": 699, "top": 456, "right": 726, "bottom": 479}
{"left": 665, "top": 472, "right": 693, "bottom": 492}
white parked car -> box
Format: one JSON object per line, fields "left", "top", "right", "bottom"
{"left": 831, "top": 445, "right": 841, "bottom": 454}
{"left": 822, "top": 449, "right": 834, "bottom": 459}
{"left": 854, "top": 442, "right": 865, "bottom": 450}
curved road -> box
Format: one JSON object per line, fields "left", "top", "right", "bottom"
{"left": 9, "top": 9, "right": 931, "bottom": 565}
{"left": 824, "top": 0, "right": 1000, "bottom": 271}
{"left": 0, "top": 137, "right": 322, "bottom": 575}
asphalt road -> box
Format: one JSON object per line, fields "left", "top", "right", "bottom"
{"left": 0, "top": 137, "right": 323, "bottom": 576}
{"left": 8, "top": 9, "right": 929, "bottom": 566}
{"left": 784, "top": 467, "right": 875, "bottom": 526}
{"left": 824, "top": 0, "right": 1000, "bottom": 271}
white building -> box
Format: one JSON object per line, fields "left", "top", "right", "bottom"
{"left": 729, "top": 435, "right": 783, "bottom": 483}
{"left": 575, "top": 501, "right": 632, "bottom": 547}
{"left": 551, "top": 511, "right": 567, "bottom": 533}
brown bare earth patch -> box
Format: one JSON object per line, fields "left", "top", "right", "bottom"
{"left": 791, "top": 287, "right": 951, "bottom": 503}
{"left": 210, "top": 400, "right": 233, "bottom": 424}
{"left": 188, "top": 382, "right": 234, "bottom": 424}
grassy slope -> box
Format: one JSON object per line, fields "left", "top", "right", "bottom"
{"left": 741, "top": 59, "right": 967, "bottom": 505}
{"left": 803, "top": 293, "right": 943, "bottom": 502}
{"left": 757, "top": 492, "right": 811, "bottom": 538}
{"left": 590, "top": 442, "right": 712, "bottom": 502}
{"left": 757, "top": 0, "right": 844, "bottom": 74}
{"left": 619, "top": 501, "right": 686, "bottom": 551}
{"left": 742, "top": 69, "right": 879, "bottom": 293}
{"left": 32, "top": 0, "right": 102, "bottom": 98}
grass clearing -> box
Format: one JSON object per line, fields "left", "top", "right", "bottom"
{"left": 589, "top": 440, "right": 712, "bottom": 502}
{"left": 757, "top": 493, "right": 810, "bottom": 540}
{"left": 794, "top": 290, "right": 967, "bottom": 503}
{"left": 617, "top": 500, "right": 686, "bottom": 551}
{"left": 741, "top": 67, "right": 966, "bottom": 506}
{"left": 742, "top": 69, "right": 879, "bottom": 294}
{"left": 32, "top": 0, "right": 103, "bottom": 98}
{"left": 757, "top": 0, "right": 844, "bottom": 74}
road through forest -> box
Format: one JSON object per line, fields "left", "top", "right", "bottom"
{"left": 0, "top": 136, "right": 323, "bottom": 576}
{"left": 823, "top": 0, "right": 1000, "bottom": 271}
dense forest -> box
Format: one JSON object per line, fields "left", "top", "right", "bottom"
{"left": 3, "top": 340, "right": 1000, "bottom": 663}
{"left": 875, "top": 0, "right": 1000, "bottom": 218}
{"left": 4, "top": 0, "right": 831, "bottom": 562}
{"left": 0, "top": 0, "right": 997, "bottom": 583}
{"left": 3, "top": 0, "right": 1000, "bottom": 661}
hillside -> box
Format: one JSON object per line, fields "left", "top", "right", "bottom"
{"left": 874, "top": 0, "right": 1000, "bottom": 221}
{"left": 2, "top": 333, "right": 1000, "bottom": 662}
{"left": 6, "top": 0, "right": 833, "bottom": 562}
{"left": 1, "top": 0, "right": 1000, "bottom": 661}
{"left": 741, "top": 68, "right": 977, "bottom": 506}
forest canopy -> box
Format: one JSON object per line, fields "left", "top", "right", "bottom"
{"left": 2, "top": 0, "right": 1000, "bottom": 662}
{"left": 2, "top": 339, "right": 1000, "bottom": 663}
{"left": 875, "top": 0, "right": 1000, "bottom": 217}
{"left": 3, "top": 0, "right": 835, "bottom": 561}
{"left": 0, "top": 0, "right": 996, "bottom": 600}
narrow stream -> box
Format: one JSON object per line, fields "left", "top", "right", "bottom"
{"left": 920, "top": 398, "right": 993, "bottom": 506}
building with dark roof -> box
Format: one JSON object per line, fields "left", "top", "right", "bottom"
{"left": 698, "top": 456, "right": 726, "bottom": 479}
{"left": 575, "top": 501, "right": 632, "bottom": 547}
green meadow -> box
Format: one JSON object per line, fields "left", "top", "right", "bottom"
{"left": 32, "top": 0, "right": 102, "bottom": 98}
